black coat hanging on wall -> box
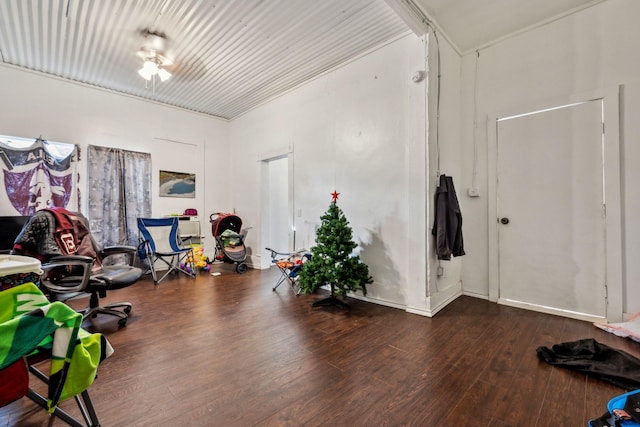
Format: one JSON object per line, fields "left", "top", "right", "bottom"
{"left": 432, "top": 174, "right": 465, "bottom": 260}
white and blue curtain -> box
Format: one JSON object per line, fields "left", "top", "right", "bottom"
{"left": 87, "top": 145, "right": 151, "bottom": 251}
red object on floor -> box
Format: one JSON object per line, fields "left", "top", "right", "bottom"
{"left": 0, "top": 358, "right": 28, "bottom": 407}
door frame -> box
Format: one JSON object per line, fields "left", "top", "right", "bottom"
{"left": 259, "top": 146, "right": 294, "bottom": 269}
{"left": 487, "top": 86, "right": 622, "bottom": 322}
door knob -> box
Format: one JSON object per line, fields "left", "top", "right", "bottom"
{"left": 500, "top": 217, "right": 510, "bottom": 225}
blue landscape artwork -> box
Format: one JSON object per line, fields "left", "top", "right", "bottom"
{"left": 159, "top": 170, "right": 195, "bottom": 198}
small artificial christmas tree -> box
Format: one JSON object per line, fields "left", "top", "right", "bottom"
{"left": 297, "top": 191, "right": 373, "bottom": 309}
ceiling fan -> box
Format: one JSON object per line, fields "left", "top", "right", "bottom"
{"left": 136, "top": 30, "right": 174, "bottom": 82}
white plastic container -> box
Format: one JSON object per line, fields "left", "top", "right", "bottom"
{"left": 0, "top": 254, "right": 43, "bottom": 291}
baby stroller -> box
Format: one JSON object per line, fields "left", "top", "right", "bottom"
{"left": 210, "top": 212, "right": 248, "bottom": 274}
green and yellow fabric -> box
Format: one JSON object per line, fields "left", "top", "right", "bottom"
{"left": 0, "top": 282, "right": 113, "bottom": 411}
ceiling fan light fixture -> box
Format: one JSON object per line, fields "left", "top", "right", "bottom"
{"left": 138, "top": 67, "right": 152, "bottom": 80}
{"left": 138, "top": 60, "right": 158, "bottom": 80}
{"left": 138, "top": 57, "right": 171, "bottom": 82}
{"left": 143, "top": 59, "right": 159, "bottom": 73}
{"left": 136, "top": 31, "right": 173, "bottom": 86}
{"left": 157, "top": 67, "right": 171, "bottom": 82}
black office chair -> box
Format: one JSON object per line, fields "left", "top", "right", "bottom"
{"left": 0, "top": 216, "right": 30, "bottom": 254}
{"left": 12, "top": 209, "right": 142, "bottom": 327}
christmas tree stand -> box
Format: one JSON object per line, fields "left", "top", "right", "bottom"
{"left": 312, "top": 284, "right": 350, "bottom": 309}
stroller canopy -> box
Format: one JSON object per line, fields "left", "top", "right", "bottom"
{"left": 211, "top": 213, "right": 242, "bottom": 237}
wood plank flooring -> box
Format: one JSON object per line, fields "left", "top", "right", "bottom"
{"left": 2, "top": 265, "right": 638, "bottom": 426}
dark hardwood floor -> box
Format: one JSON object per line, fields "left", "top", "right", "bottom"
{"left": 1, "top": 264, "right": 637, "bottom": 426}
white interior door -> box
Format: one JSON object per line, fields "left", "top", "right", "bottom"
{"left": 496, "top": 100, "right": 607, "bottom": 321}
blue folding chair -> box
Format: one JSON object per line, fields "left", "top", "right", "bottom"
{"left": 137, "top": 217, "right": 195, "bottom": 285}
{"left": 266, "top": 248, "right": 311, "bottom": 295}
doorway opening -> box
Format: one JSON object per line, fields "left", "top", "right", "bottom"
{"left": 260, "top": 154, "right": 293, "bottom": 269}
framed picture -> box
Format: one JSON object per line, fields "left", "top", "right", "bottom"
{"left": 159, "top": 170, "right": 195, "bottom": 198}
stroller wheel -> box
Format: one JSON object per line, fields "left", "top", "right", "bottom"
{"left": 236, "top": 263, "right": 248, "bottom": 274}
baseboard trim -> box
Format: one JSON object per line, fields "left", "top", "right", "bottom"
{"left": 498, "top": 298, "right": 607, "bottom": 323}
{"left": 462, "top": 290, "right": 489, "bottom": 300}
{"left": 346, "top": 294, "right": 407, "bottom": 311}
{"left": 424, "top": 289, "right": 462, "bottom": 317}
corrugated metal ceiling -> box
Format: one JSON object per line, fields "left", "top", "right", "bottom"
{"left": 1, "top": 0, "right": 605, "bottom": 120}
{"left": 0, "top": 0, "right": 409, "bottom": 120}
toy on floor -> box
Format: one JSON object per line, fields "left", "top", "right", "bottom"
{"left": 181, "top": 245, "right": 210, "bottom": 273}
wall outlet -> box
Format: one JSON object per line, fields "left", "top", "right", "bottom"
{"left": 467, "top": 187, "right": 480, "bottom": 197}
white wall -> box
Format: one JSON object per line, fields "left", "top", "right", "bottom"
{"left": 426, "top": 31, "right": 464, "bottom": 312}
{"left": 0, "top": 65, "right": 230, "bottom": 256}
{"left": 2, "top": 1, "right": 634, "bottom": 317}
{"left": 229, "top": 34, "right": 449, "bottom": 312}
{"left": 459, "top": 0, "right": 640, "bottom": 314}
{"left": 0, "top": 33, "right": 465, "bottom": 316}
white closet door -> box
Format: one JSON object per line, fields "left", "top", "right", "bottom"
{"left": 496, "top": 99, "right": 606, "bottom": 319}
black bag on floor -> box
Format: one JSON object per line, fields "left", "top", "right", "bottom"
{"left": 536, "top": 338, "right": 640, "bottom": 390}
